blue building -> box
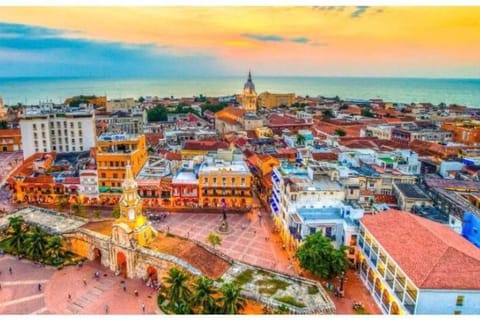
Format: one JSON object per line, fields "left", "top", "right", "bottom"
{"left": 462, "top": 212, "right": 480, "bottom": 248}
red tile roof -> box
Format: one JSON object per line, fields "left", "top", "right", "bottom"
{"left": 165, "top": 152, "right": 182, "bottom": 161}
{"left": 64, "top": 177, "right": 80, "bottom": 185}
{"left": 361, "top": 209, "right": 480, "bottom": 290}
{"left": 311, "top": 152, "right": 338, "bottom": 161}
{"left": 0, "top": 128, "right": 21, "bottom": 136}
{"left": 183, "top": 140, "right": 229, "bottom": 151}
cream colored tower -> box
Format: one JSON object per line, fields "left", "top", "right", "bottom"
{"left": 112, "top": 162, "right": 156, "bottom": 247}
{"left": 241, "top": 71, "right": 257, "bottom": 112}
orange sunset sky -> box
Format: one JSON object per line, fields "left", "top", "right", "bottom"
{"left": 0, "top": 6, "right": 479, "bottom": 78}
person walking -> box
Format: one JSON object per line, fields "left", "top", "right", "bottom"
{"left": 134, "top": 289, "right": 139, "bottom": 297}
{"left": 38, "top": 283, "right": 42, "bottom": 292}
{"left": 83, "top": 278, "right": 87, "bottom": 286}
{"left": 68, "top": 293, "right": 71, "bottom": 300}
{"left": 105, "top": 304, "right": 109, "bottom": 314}
{"left": 123, "top": 283, "right": 127, "bottom": 292}
{"left": 8, "top": 266, "right": 12, "bottom": 274}
{"left": 141, "top": 303, "right": 145, "bottom": 313}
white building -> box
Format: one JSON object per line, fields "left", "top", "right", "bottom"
{"left": 19, "top": 111, "right": 96, "bottom": 159}
{"left": 358, "top": 209, "right": 480, "bottom": 315}
{"left": 79, "top": 170, "right": 99, "bottom": 200}
{"left": 270, "top": 161, "right": 363, "bottom": 260}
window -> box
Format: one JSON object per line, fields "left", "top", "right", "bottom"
{"left": 101, "top": 173, "right": 106, "bottom": 178}
{"left": 78, "top": 122, "right": 82, "bottom": 128}
{"left": 204, "top": 178, "right": 208, "bottom": 184}
{"left": 41, "top": 123, "right": 45, "bottom": 129}
{"left": 456, "top": 296, "right": 464, "bottom": 306}
{"left": 70, "top": 122, "right": 74, "bottom": 128}
{"left": 33, "top": 124, "right": 37, "bottom": 130}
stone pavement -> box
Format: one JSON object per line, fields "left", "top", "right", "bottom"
{"left": 154, "top": 209, "right": 381, "bottom": 315}
{"left": 153, "top": 209, "right": 299, "bottom": 277}
{"left": 0, "top": 255, "right": 159, "bottom": 314}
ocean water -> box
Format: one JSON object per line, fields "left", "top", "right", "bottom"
{"left": 0, "top": 76, "right": 479, "bottom": 108}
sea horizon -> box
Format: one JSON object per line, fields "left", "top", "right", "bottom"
{"left": 1, "top": 76, "right": 479, "bottom": 108}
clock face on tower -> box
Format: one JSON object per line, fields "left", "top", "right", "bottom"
{"left": 129, "top": 208, "right": 135, "bottom": 221}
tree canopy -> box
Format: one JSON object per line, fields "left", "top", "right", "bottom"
{"left": 147, "top": 105, "right": 168, "bottom": 122}
{"left": 334, "top": 128, "right": 346, "bottom": 137}
{"left": 295, "top": 231, "right": 349, "bottom": 279}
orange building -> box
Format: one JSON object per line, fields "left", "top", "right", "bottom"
{"left": 96, "top": 134, "right": 148, "bottom": 188}
{"left": 442, "top": 120, "right": 480, "bottom": 145}
{"left": 0, "top": 128, "right": 22, "bottom": 152}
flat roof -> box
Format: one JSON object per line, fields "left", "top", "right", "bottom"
{"left": 0, "top": 207, "right": 86, "bottom": 235}
{"left": 173, "top": 170, "right": 198, "bottom": 184}
{"left": 395, "top": 183, "right": 429, "bottom": 199}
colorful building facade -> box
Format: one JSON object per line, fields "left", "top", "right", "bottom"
{"left": 96, "top": 133, "right": 148, "bottom": 188}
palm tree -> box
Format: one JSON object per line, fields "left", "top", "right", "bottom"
{"left": 218, "top": 282, "right": 245, "bottom": 314}
{"left": 296, "top": 133, "right": 306, "bottom": 146}
{"left": 191, "top": 276, "right": 218, "bottom": 314}
{"left": 172, "top": 300, "right": 192, "bottom": 314}
{"left": 7, "top": 216, "right": 28, "bottom": 255}
{"left": 46, "top": 235, "right": 64, "bottom": 259}
{"left": 71, "top": 202, "right": 85, "bottom": 217}
{"left": 163, "top": 267, "right": 192, "bottom": 309}
{"left": 25, "top": 226, "right": 48, "bottom": 262}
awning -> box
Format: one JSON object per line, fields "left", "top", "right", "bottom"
{"left": 54, "top": 183, "right": 64, "bottom": 188}
{"left": 69, "top": 185, "right": 78, "bottom": 190}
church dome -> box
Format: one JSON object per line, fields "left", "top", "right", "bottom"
{"left": 243, "top": 71, "right": 256, "bottom": 93}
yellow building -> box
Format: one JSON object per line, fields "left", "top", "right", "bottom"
{"left": 254, "top": 126, "right": 274, "bottom": 138}
{"left": 180, "top": 140, "right": 230, "bottom": 160}
{"left": 96, "top": 133, "right": 148, "bottom": 188}
{"left": 258, "top": 91, "right": 295, "bottom": 109}
{"left": 241, "top": 71, "right": 257, "bottom": 113}
{"left": 0, "top": 128, "right": 22, "bottom": 152}
{"left": 113, "top": 163, "right": 156, "bottom": 247}
{"left": 198, "top": 159, "right": 253, "bottom": 208}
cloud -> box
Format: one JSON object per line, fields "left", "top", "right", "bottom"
{"left": 242, "top": 33, "right": 312, "bottom": 45}
{"left": 351, "top": 6, "right": 370, "bottom": 18}
{"left": 291, "top": 37, "right": 310, "bottom": 44}
{"left": 0, "top": 22, "right": 224, "bottom": 77}
{"left": 242, "top": 33, "right": 285, "bottom": 42}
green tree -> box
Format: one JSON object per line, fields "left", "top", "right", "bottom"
{"left": 138, "top": 96, "right": 145, "bottom": 103}
{"left": 112, "top": 205, "right": 121, "bottom": 219}
{"left": 334, "top": 128, "right": 346, "bottom": 137}
{"left": 296, "top": 133, "right": 306, "bottom": 146}
{"left": 361, "top": 108, "right": 375, "bottom": 118}
{"left": 200, "top": 103, "right": 227, "bottom": 114}
{"left": 190, "top": 276, "right": 218, "bottom": 314}
{"left": 206, "top": 232, "right": 222, "bottom": 249}
{"left": 25, "top": 226, "right": 48, "bottom": 262}
{"left": 147, "top": 105, "right": 168, "bottom": 122}
{"left": 163, "top": 267, "right": 192, "bottom": 309}
{"left": 0, "top": 120, "right": 9, "bottom": 129}
{"left": 93, "top": 209, "right": 102, "bottom": 219}
{"left": 7, "top": 216, "right": 27, "bottom": 255}
{"left": 56, "top": 197, "right": 68, "bottom": 212}
{"left": 71, "top": 202, "right": 85, "bottom": 217}
{"left": 322, "top": 109, "right": 334, "bottom": 119}
{"left": 218, "top": 282, "right": 245, "bottom": 314}
{"left": 295, "top": 231, "right": 348, "bottom": 279}
{"left": 171, "top": 300, "right": 192, "bottom": 314}
{"left": 46, "top": 235, "right": 64, "bottom": 259}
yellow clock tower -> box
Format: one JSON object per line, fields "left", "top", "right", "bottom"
{"left": 241, "top": 71, "right": 257, "bottom": 113}
{"left": 112, "top": 163, "right": 156, "bottom": 247}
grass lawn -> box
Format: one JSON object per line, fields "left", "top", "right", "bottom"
{"left": 273, "top": 295, "right": 306, "bottom": 308}
{"left": 256, "top": 278, "right": 290, "bottom": 295}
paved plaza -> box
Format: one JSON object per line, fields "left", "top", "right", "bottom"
{"left": 153, "top": 210, "right": 381, "bottom": 314}
{"left": 0, "top": 255, "right": 158, "bottom": 314}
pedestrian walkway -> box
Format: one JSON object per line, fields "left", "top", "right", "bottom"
{"left": 0, "top": 255, "right": 159, "bottom": 314}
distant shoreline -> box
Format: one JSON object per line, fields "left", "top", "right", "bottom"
{"left": 1, "top": 76, "right": 479, "bottom": 108}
